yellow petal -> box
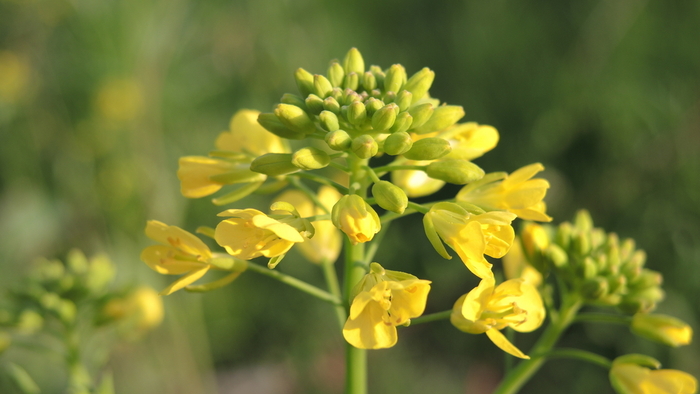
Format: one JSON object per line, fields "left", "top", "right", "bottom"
{"left": 177, "top": 156, "right": 232, "bottom": 198}
{"left": 386, "top": 279, "right": 431, "bottom": 325}
{"left": 140, "top": 245, "right": 205, "bottom": 274}
{"left": 461, "top": 277, "right": 496, "bottom": 321}
{"left": 343, "top": 300, "right": 397, "bottom": 349}
{"left": 216, "top": 109, "right": 289, "bottom": 155}
{"left": 643, "top": 369, "right": 697, "bottom": 394}
{"left": 159, "top": 267, "right": 210, "bottom": 295}
{"left": 502, "top": 163, "right": 544, "bottom": 187}
{"left": 251, "top": 215, "right": 305, "bottom": 242}
{"left": 500, "top": 280, "right": 546, "bottom": 332}
{"left": 144, "top": 220, "right": 211, "bottom": 260}
{"left": 450, "top": 294, "right": 489, "bottom": 334}
{"left": 485, "top": 328, "right": 530, "bottom": 359}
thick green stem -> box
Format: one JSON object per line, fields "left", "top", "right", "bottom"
{"left": 492, "top": 297, "right": 582, "bottom": 394}
{"left": 408, "top": 310, "right": 452, "bottom": 325}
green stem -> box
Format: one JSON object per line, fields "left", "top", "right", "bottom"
{"left": 245, "top": 262, "right": 342, "bottom": 306}
{"left": 537, "top": 348, "right": 612, "bottom": 369}
{"left": 362, "top": 221, "right": 391, "bottom": 266}
{"left": 321, "top": 259, "right": 347, "bottom": 329}
{"left": 492, "top": 297, "right": 582, "bottom": 394}
{"left": 294, "top": 172, "right": 349, "bottom": 194}
{"left": 329, "top": 160, "right": 350, "bottom": 172}
{"left": 408, "top": 310, "right": 452, "bottom": 325}
{"left": 289, "top": 177, "right": 331, "bottom": 214}
{"left": 574, "top": 313, "right": 632, "bottom": 325}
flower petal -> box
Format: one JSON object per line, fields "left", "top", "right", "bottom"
{"left": 485, "top": 328, "right": 530, "bottom": 359}
{"left": 159, "top": 267, "right": 210, "bottom": 295}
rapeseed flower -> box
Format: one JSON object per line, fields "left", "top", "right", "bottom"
{"left": 331, "top": 195, "right": 381, "bottom": 245}
{"left": 609, "top": 355, "right": 697, "bottom": 394}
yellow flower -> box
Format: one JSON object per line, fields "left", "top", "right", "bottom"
{"left": 451, "top": 277, "right": 545, "bottom": 359}
{"left": 609, "top": 355, "right": 697, "bottom": 394}
{"left": 391, "top": 160, "right": 446, "bottom": 198}
{"left": 275, "top": 186, "right": 343, "bottom": 264}
{"left": 439, "top": 122, "right": 500, "bottom": 161}
{"left": 331, "top": 194, "right": 381, "bottom": 245}
{"left": 177, "top": 156, "right": 266, "bottom": 198}
{"left": 502, "top": 236, "right": 543, "bottom": 287}
{"left": 215, "top": 109, "right": 289, "bottom": 156}
{"left": 141, "top": 220, "right": 213, "bottom": 295}
{"left": 343, "top": 263, "right": 431, "bottom": 349}
{"left": 215, "top": 208, "right": 305, "bottom": 260}
{"left": 457, "top": 163, "right": 552, "bottom": 222}
{"left": 631, "top": 313, "right": 693, "bottom": 347}
{"left": 424, "top": 202, "right": 516, "bottom": 279}
{"left": 103, "top": 287, "right": 164, "bottom": 332}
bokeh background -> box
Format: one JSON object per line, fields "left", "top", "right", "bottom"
{"left": 1, "top": 0, "right": 699, "bottom": 393}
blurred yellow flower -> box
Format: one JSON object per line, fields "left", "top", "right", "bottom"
{"left": 103, "top": 287, "right": 164, "bottom": 332}
{"left": 331, "top": 194, "right": 381, "bottom": 245}
{"left": 609, "top": 356, "right": 697, "bottom": 394}
{"left": 215, "top": 208, "right": 305, "bottom": 260}
{"left": 457, "top": 163, "right": 552, "bottom": 222}
{"left": 0, "top": 51, "right": 30, "bottom": 103}
{"left": 141, "top": 220, "right": 212, "bottom": 295}
{"left": 391, "top": 160, "right": 446, "bottom": 198}
{"left": 215, "top": 109, "right": 290, "bottom": 156}
{"left": 343, "top": 263, "right": 431, "bottom": 349}
{"left": 502, "top": 236, "right": 543, "bottom": 287}
{"left": 451, "top": 277, "right": 545, "bottom": 359}
{"left": 177, "top": 156, "right": 266, "bottom": 198}
{"left": 439, "top": 122, "right": 500, "bottom": 161}
{"left": 631, "top": 313, "right": 693, "bottom": 348}
{"left": 424, "top": 202, "right": 516, "bottom": 279}
{"left": 275, "top": 186, "right": 343, "bottom": 264}
{"left": 95, "top": 77, "right": 144, "bottom": 122}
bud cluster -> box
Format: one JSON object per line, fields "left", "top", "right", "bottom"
{"left": 525, "top": 211, "right": 664, "bottom": 313}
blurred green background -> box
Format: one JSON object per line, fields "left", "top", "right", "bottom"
{"left": 1, "top": 0, "right": 699, "bottom": 393}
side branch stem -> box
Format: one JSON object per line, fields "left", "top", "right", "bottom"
{"left": 245, "top": 262, "right": 342, "bottom": 306}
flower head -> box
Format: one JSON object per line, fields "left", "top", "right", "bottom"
{"left": 215, "top": 109, "right": 289, "bottom": 156}
{"left": 609, "top": 355, "right": 697, "bottom": 394}
{"left": 424, "top": 202, "right": 516, "bottom": 279}
{"left": 631, "top": 313, "right": 693, "bottom": 347}
{"left": 331, "top": 194, "right": 381, "bottom": 245}
{"left": 457, "top": 163, "right": 552, "bottom": 222}
{"left": 343, "top": 263, "right": 431, "bottom": 349}
{"left": 451, "top": 277, "right": 545, "bottom": 359}
{"left": 141, "top": 220, "right": 213, "bottom": 295}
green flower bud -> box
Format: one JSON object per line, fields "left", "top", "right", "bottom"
{"left": 582, "top": 256, "right": 598, "bottom": 279}
{"left": 612, "top": 354, "right": 661, "bottom": 369}
{"left": 371, "top": 103, "right": 398, "bottom": 131}
{"left": 620, "top": 238, "right": 636, "bottom": 262}
{"left": 323, "top": 96, "right": 341, "bottom": 114}
{"left": 425, "top": 159, "right": 484, "bottom": 184}
{"left": 342, "top": 89, "right": 361, "bottom": 105}
{"left": 66, "top": 248, "right": 88, "bottom": 274}
{"left": 546, "top": 244, "right": 569, "bottom": 268}
{"left": 395, "top": 90, "right": 413, "bottom": 112}
{"left": 17, "top": 310, "right": 43, "bottom": 335}
{"left": 314, "top": 74, "right": 333, "bottom": 98}
{"left": 347, "top": 101, "right": 367, "bottom": 126}
{"left": 344, "top": 72, "right": 359, "bottom": 91}
{"left": 274, "top": 103, "right": 316, "bottom": 134}
{"left": 362, "top": 71, "right": 377, "bottom": 91}
{"left": 581, "top": 277, "right": 609, "bottom": 300}
{"left": 384, "top": 64, "right": 407, "bottom": 94}
{"left": 351, "top": 134, "right": 378, "bottom": 159}
{"left": 281, "top": 93, "right": 308, "bottom": 111}
{"left": 372, "top": 180, "right": 408, "bottom": 214}
{"left": 574, "top": 209, "right": 594, "bottom": 231}
{"left": 325, "top": 129, "right": 352, "bottom": 151}
{"left": 331, "top": 87, "right": 343, "bottom": 101}
{"left": 343, "top": 48, "right": 365, "bottom": 75}
{"left": 403, "top": 137, "right": 452, "bottom": 160}
{"left": 383, "top": 131, "right": 413, "bottom": 155}
{"left": 328, "top": 61, "right": 345, "bottom": 87}
{"left": 573, "top": 232, "right": 591, "bottom": 257}
{"left": 555, "top": 222, "right": 573, "bottom": 251}
{"left": 411, "top": 105, "right": 465, "bottom": 135}
{"left": 403, "top": 67, "right": 435, "bottom": 103}
{"left": 631, "top": 313, "right": 693, "bottom": 347}
{"left": 258, "top": 112, "right": 308, "bottom": 139}
{"left": 292, "top": 147, "right": 331, "bottom": 170}
{"left": 250, "top": 153, "right": 299, "bottom": 176}
{"left": 295, "top": 68, "right": 315, "bottom": 97}
{"left": 85, "top": 254, "right": 115, "bottom": 293}
{"left": 383, "top": 90, "right": 396, "bottom": 103}
{"left": 319, "top": 110, "right": 339, "bottom": 132}
{"left": 390, "top": 112, "right": 413, "bottom": 134}
{"left": 407, "top": 103, "right": 434, "bottom": 129}
{"left": 364, "top": 97, "right": 384, "bottom": 116}
{"left": 305, "top": 94, "right": 325, "bottom": 115}
{"left": 370, "top": 65, "right": 385, "bottom": 89}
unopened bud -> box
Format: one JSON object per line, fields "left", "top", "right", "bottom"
{"left": 370, "top": 65, "right": 385, "bottom": 89}
{"left": 351, "top": 134, "right": 378, "bottom": 159}
{"left": 371, "top": 103, "right": 398, "bottom": 131}
{"left": 314, "top": 74, "right": 333, "bottom": 98}
{"left": 582, "top": 257, "right": 598, "bottom": 279}
{"left": 325, "top": 129, "right": 352, "bottom": 151}
{"left": 631, "top": 313, "right": 693, "bottom": 347}
{"left": 574, "top": 210, "right": 593, "bottom": 231}
{"left": 581, "top": 277, "right": 608, "bottom": 300}
{"left": 403, "top": 67, "right": 435, "bottom": 103}
{"left": 257, "top": 113, "right": 306, "bottom": 140}
{"left": 347, "top": 101, "right": 367, "bottom": 126}
{"left": 426, "top": 159, "right": 484, "bottom": 184}
{"left": 364, "top": 97, "right": 384, "bottom": 116}
{"left": 323, "top": 96, "right": 341, "bottom": 114}
{"left": 390, "top": 112, "right": 413, "bottom": 134}
{"left": 384, "top": 64, "right": 407, "bottom": 94}
{"left": 344, "top": 72, "right": 359, "bottom": 91}
{"left": 555, "top": 222, "right": 573, "bottom": 251}
{"left": 305, "top": 94, "right": 325, "bottom": 115}
{"left": 281, "top": 93, "right": 307, "bottom": 111}
{"left": 395, "top": 90, "right": 413, "bottom": 111}
{"left": 407, "top": 103, "right": 434, "bottom": 129}
{"left": 383, "top": 131, "right": 413, "bottom": 156}
{"left": 411, "top": 105, "right": 465, "bottom": 134}
{"left": 403, "top": 137, "right": 452, "bottom": 160}
{"left": 383, "top": 91, "right": 396, "bottom": 103}
{"left": 274, "top": 103, "right": 315, "bottom": 134}
{"left": 250, "top": 153, "right": 299, "bottom": 176}
{"left": 572, "top": 232, "right": 591, "bottom": 257}
{"left": 328, "top": 61, "right": 345, "bottom": 87}
{"left": 295, "top": 68, "right": 315, "bottom": 97}
{"left": 319, "top": 110, "right": 339, "bottom": 132}
{"left": 372, "top": 180, "right": 409, "bottom": 214}
{"left": 546, "top": 244, "right": 569, "bottom": 268}
{"left": 343, "top": 48, "right": 365, "bottom": 75}
{"left": 362, "top": 71, "right": 377, "bottom": 91}
{"left": 292, "top": 147, "right": 331, "bottom": 170}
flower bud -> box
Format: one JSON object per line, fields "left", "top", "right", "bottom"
{"left": 305, "top": 94, "right": 325, "bottom": 115}
{"left": 372, "top": 180, "right": 408, "bottom": 214}
{"left": 395, "top": 90, "right": 413, "bottom": 111}
{"left": 257, "top": 113, "right": 307, "bottom": 140}
{"left": 631, "top": 313, "right": 693, "bottom": 347}
{"left": 323, "top": 96, "right": 341, "bottom": 114}
{"left": 319, "top": 110, "right": 339, "bottom": 132}
{"left": 295, "top": 68, "right": 315, "bottom": 97}
{"left": 332, "top": 194, "right": 380, "bottom": 244}
{"left": 364, "top": 97, "right": 384, "bottom": 116}
{"left": 328, "top": 61, "right": 345, "bottom": 87}
{"left": 292, "top": 147, "right": 331, "bottom": 170}
{"left": 403, "top": 137, "right": 452, "bottom": 160}
{"left": 426, "top": 159, "right": 484, "bottom": 184}
{"left": 403, "top": 67, "right": 435, "bottom": 103}
{"left": 581, "top": 277, "right": 609, "bottom": 300}
{"left": 555, "top": 222, "right": 573, "bottom": 251}
{"left": 546, "top": 244, "right": 568, "bottom": 268}
{"left": 370, "top": 65, "right": 385, "bottom": 88}
{"left": 384, "top": 64, "right": 407, "bottom": 93}
{"left": 352, "top": 134, "right": 378, "bottom": 159}
{"left": 250, "top": 153, "right": 299, "bottom": 176}
{"left": 371, "top": 103, "right": 398, "bottom": 131}
{"left": 407, "top": 102, "right": 434, "bottom": 130}
{"left": 582, "top": 256, "right": 598, "bottom": 279}
{"left": 344, "top": 72, "right": 359, "bottom": 91}
{"left": 411, "top": 105, "right": 465, "bottom": 135}
{"left": 383, "top": 131, "right": 413, "bottom": 156}
{"left": 325, "top": 129, "right": 352, "bottom": 151}
{"left": 362, "top": 71, "right": 377, "bottom": 91}
{"left": 383, "top": 90, "right": 396, "bottom": 103}
{"left": 314, "top": 74, "right": 333, "bottom": 98}
{"left": 343, "top": 48, "right": 365, "bottom": 75}
{"left": 274, "top": 103, "right": 315, "bottom": 134}
{"left": 281, "top": 93, "right": 307, "bottom": 111}
{"left": 347, "top": 101, "right": 367, "bottom": 126}
{"left": 390, "top": 112, "right": 413, "bottom": 134}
